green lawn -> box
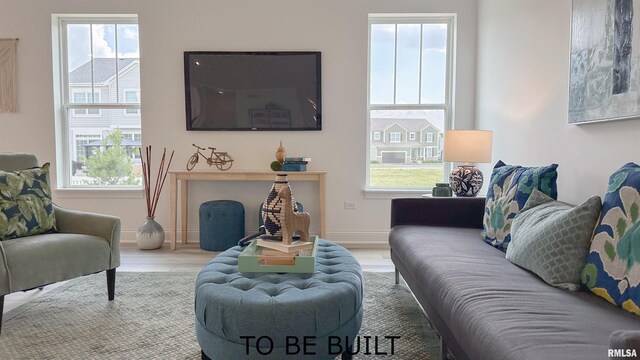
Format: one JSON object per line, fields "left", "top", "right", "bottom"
{"left": 370, "top": 164, "right": 444, "bottom": 187}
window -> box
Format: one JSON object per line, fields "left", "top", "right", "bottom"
{"left": 426, "top": 147, "right": 434, "bottom": 158}
{"left": 373, "top": 131, "right": 381, "bottom": 141}
{"left": 427, "top": 133, "right": 434, "bottom": 143}
{"left": 53, "top": 15, "right": 141, "bottom": 188}
{"left": 72, "top": 90, "right": 101, "bottom": 115}
{"left": 367, "top": 14, "right": 454, "bottom": 189}
{"left": 124, "top": 89, "right": 140, "bottom": 115}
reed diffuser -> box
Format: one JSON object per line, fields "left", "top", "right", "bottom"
{"left": 136, "top": 146, "right": 174, "bottom": 249}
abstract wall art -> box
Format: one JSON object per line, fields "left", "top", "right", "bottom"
{"left": 0, "top": 38, "right": 18, "bottom": 112}
{"left": 569, "top": 0, "right": 640, "bottom": 124}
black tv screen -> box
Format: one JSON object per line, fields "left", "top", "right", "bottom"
{"left": 184, "top": 51, "right": 321, "bottom": 131}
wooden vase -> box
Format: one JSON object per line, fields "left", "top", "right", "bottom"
{"left": 275, "top": 141, "right": 286, "bottom": 163}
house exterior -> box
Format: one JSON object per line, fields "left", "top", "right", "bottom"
{"left": 68, "top": 58, "right": 141, "bottom": 165}
{"left": 370, "top": 118, "right": 443, "bottom": 164}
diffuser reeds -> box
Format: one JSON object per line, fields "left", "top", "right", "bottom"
{"left": 140, "top": 146, "right": 174, "bottom": 218}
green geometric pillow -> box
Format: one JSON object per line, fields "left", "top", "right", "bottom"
{"left": 0, "top": 163, "right": 56, "bottom": 240}
{"left": 581, "top": 163, "right": 640, "bottom": 316}
{"left": 482, "top": 161, "right": 559, "bottom": 251}
{"left": 507, "top": 189, "right": 601, "bottom": 291}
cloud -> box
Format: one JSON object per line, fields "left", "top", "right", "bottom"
{"left": 92, "top": 25, "right": 116, "bottom": 58}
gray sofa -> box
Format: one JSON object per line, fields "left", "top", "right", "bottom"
{"left": 0, "top": 153, "right": 121, "bottom": 333}
{"left": 389, "top": 197, "right": 640, "bottom": 360}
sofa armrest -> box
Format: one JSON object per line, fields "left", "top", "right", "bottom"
{"left": 390, "top": 197, "right": 485, "bottom": 229}
{"left": 53, "top": 204, "right": 121, "bottom": 268}
{"left": 610, "top": 330, "right": 640, "bottom": 358}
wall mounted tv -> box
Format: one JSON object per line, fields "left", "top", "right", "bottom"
{"left": 184, "top": 51, "right": 321, "bottom": 131}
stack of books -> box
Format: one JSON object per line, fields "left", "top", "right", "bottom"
{"left": 282, "top": 157, "right": 310, "bottom": 172}
{"left": 255, "top": 238, "right": 314, "bottom": 265}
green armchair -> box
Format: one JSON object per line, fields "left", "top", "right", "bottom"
{"left": 0, "top": 153, "right": 120, "bottom": 333}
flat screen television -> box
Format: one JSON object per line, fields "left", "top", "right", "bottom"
{"left": 184, "top": 51, "right": 321, "bottom": 131}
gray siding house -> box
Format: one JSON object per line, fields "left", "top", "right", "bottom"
{"left": 370, "top": 118, "right": 443, "bottom": 164}
{"left": 68, "top": 58, "right": 141, "bottom": 164}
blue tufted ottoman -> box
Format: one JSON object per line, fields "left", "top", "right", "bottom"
{"left": 195, "top": 239, "right": 363, "bottom": 360}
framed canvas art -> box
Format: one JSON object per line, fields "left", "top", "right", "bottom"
{"left": 569, "top": 0, "right": 640, "bottom": 124}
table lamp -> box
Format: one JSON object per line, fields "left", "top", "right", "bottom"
{"left": 443, "top": 130, "right": 493, "bottom": 197}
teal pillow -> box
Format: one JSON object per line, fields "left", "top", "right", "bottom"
{"left": 581, "top": 163, "right": 640, "bottom": 316}
{"left": 506, "top": 189, "right": 601, "bottom": 291}
{"left": 0, "top": 163, "right": 56, "bottom": 240}
{"left": 482, "top": 161, "right": 558, "bottom": 251}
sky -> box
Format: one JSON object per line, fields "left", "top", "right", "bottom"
{"left": 370, "top": 23, "right": 447, "bottom": 105}
{"left": 67, "top": 24, "right": 140, "bottom": 71}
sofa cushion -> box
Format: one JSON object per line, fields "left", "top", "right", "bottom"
{"left": 482, "top": 160, "right": 558, "bottom": 251}
{"left": 506, "top": 189, "right": 601, "bottom": 291}
{"left": 0, "top": 163, "right": 56, "bottom": 240}
{"left": 0, "top": 232, "right": 111, "bottom": 293}
{"left": 390, "top": 225, "right": 640, "bottom": 360}
{"left": 582, "top": 162, "right": 640, "bottom": 316}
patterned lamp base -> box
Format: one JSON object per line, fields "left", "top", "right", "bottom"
{"left": 450, "top": 165, "right": 483, "bottom": 197}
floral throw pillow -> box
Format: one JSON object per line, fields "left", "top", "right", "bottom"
{"left": 482, "top": 161, "right": 558, "bottom": 251}
{"left": 581, "top": 163, "right": 640, "bottom": 316}
{"left": 0, "top": 163, "right": 56, "bottom": 240}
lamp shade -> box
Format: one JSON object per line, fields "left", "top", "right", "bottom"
{"left": 443, "top": 130, "right": 493, "bottom": 163}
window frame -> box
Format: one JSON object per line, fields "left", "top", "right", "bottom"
{"left": 389, "top": 132, "right": 402, "bottom": 143}
{"left": 53, "top": 14, "right": 142, "bottom": 190}
{"left": 123, "top": 88, "right": 141, "bottom": 115}
{"left": 365, "top": 14, "right": 456, "bottom": 195}
{"left": 426, "top": 132, "right": 434, "bottom": 143}
{"left": 71, "top": 89, "right": 102, "bottom": 116}
{"left": 409, "top": 132, "right": 416, "bottom": 141}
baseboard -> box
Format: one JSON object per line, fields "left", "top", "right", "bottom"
{"left": 120, "top": 229, "right": 390, "bottom": 249}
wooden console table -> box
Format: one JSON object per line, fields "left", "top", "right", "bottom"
{"left": 169, "top": 170, "right": 327, "bottom": 251}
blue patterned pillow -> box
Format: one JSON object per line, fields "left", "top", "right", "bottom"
{"left": 0, "top": 163, "right": 56, "bottom": 240}
{"left": 581, "top": 163, "right": 640, "bottom": 316}
{"left": 482, "top": 161, "right": 558, "bottom": 251}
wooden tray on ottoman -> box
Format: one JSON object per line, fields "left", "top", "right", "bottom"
{"left": 238, "top": 236, "right": 319, "bottom": 273}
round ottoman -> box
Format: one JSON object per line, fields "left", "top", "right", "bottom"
{"left": 199, "top": 200, "right": 245, "bottom": 251}
{"left": 195, "top": 239, "right": 363, "bottom": 360}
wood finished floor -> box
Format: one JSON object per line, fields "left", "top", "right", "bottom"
{"left": 3, "top": 243, "right": 393, "bottom": 314}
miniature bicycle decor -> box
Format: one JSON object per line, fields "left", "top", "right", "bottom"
{"left": 186, "top": 144, "right": 233, "bottom": 171}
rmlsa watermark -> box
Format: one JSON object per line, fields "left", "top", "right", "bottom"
{"left": 609, "top": 348, "right": 638, "bottom": 358}
{"left": 239, "top": 335, "right": 401, "bottom": 356}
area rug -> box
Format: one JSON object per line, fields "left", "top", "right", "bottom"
{"left": 0, "top": 272, "right": 439, "bottom": 359}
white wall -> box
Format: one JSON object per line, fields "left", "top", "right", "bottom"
{"left": 476, "top": 0, "right": 640, "bottom": 205}
{"left": 0, "top": 0, "right": 478, "bottom": 245}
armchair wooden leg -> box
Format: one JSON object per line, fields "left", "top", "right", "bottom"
{"left": 107, "top": 268, "right": 116, "bottom": 301}
{"left": 0, "top": 295, "right": 4, "bottom": 335}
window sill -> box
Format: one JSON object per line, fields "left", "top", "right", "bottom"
{"left": 363, "top": 188, "right": 431, "bottom": 199}
{"left": 55, "top": 187, "right": 144, "bottom": 199}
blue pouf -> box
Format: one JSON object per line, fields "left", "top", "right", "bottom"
{"left": 195, "top": 239, "right": 363, "bottom": 359}
{"left": 199, "top": 200, "right": 245, "bottom": 251}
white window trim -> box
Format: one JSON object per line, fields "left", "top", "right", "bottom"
{"left": 426, "top": 147, "right": 434, "bottom": 158}
{"left": 427, "top": 132, "right": 434, "bottom": 143}
{"left": 123, "top": 88, "right": 141, "bottom": 116}
{"left": 365, "top": 14, "right": 456, "bottom": 195}
{"left": 373, "top": 131, "right": 381, "bottom": 141}
{"left": 52, "top": 14, "right": 142, "bottom": 191}
{"left": 409, "top": 132, "right": 416, "bottom": 141}
{"left": 389, "top": 132, "right": 402, "bottom": 143}
{"left": 71, "top": 89, "right": 102, "bottom": 117}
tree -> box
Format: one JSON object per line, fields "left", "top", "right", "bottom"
{"left": 85, "top": 129, "right": 139, "bottom": 185}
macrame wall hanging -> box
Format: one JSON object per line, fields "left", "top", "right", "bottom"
{"left": 0, "top": 38, "right": 18, "bottom": 112}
